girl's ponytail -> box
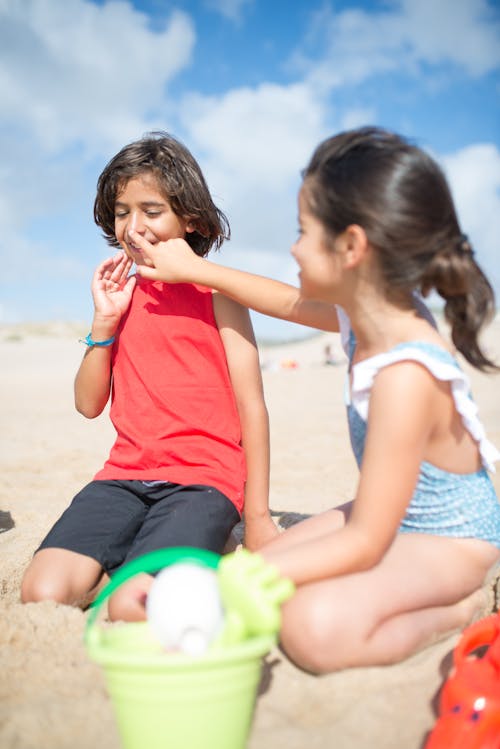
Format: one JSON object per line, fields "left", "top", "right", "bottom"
{"left": 421, "top": 235, "right": 497, "bottom": 371}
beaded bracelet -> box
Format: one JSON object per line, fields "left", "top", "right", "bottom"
{"left": 79, "top": 333, "right": 116, "bottom": 347}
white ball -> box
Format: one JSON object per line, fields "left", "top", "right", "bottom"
{"left": 146, "top": 563, "right": 224, "bottom": 656}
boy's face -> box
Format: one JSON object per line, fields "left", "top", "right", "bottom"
{"left": 114, "top": 173, "right": 193, "bottom": 267}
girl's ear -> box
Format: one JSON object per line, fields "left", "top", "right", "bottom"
{"left": 341, "top": 224, "right": 369, "bottom": 268}
{"left": 185, "top": 221, "right": 196, "bottom": 234}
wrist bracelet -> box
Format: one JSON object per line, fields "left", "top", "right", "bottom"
{"left": 79, "top": 332, "right": 115, "bottom": 347}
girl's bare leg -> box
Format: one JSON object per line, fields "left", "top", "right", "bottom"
{"left": 278, "top": 533, "right": 499, "bottom": 674}
{"left": 263, "top": 503, "right": 351, "bottom": 553}
{"left": 21, "top": 548, "right": 104, "bottom": 608}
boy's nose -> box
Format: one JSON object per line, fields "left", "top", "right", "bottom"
{"left": 128, "top": 212, "right": 144, "bottom": 234}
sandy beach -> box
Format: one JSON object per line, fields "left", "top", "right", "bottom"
{"left": 1, "top": 318, "right": 500, "bottom": 749}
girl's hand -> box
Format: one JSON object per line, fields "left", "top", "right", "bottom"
{"left": 91, "top": 251, "right": 136, "bottom": 326}
{"left": 131, "top": 232, "right": 204, "bottom": 284}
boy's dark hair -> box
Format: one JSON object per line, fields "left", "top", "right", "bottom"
{"left": 303, "top": 126, "right": 497, "bottom": 371}
{"left": 94, "top": 131, "right": 230, "bottom": 256}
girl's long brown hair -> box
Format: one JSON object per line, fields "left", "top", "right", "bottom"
{"left": 304, "top": 127, "right": 497, "bottom": 371}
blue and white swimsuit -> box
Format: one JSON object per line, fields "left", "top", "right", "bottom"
{"left": 337, "top": 308, "right": 500, "bottom": 548}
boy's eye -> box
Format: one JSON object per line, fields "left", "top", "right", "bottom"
{"left": 114, "top": 209, "right": 161, "bottom": 218}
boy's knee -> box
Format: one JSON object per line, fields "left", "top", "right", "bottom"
{"left": 21, "top": 572, "right": 68, "bottom": 604}
{"left": 108, "top": 577, "right": 151, "bottom": 623}
{"left": 108, "top": 593, "right": 127, "bottom": 621}
{"left": 108, "top": 593, "right": 146, "bottom": 623}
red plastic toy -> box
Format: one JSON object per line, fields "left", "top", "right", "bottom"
{"left": 425, "top": 613, "right": 500, "bottom": 748}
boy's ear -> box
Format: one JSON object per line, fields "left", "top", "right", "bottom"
{"left": 341, "top": 224, "right": 369, "bottom": 268}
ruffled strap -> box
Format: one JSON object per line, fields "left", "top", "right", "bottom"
{"left": 350, "top": 344, "right": 500, "bottom": 474}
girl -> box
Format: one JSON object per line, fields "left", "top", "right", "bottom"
{"left": 127, "top": 127, "right": 500, "bottom": 672}
{"left": 21, "top": 132, "right": 276, "bottom": 621}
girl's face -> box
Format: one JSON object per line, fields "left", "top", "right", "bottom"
{"left": 291, "top": 185, "right": 341, "bottom": 302}
{"left": 114, "top": 173, "right": 193, "bottom": 266}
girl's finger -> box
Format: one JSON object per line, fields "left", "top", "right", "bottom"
{"left": 135, "top": 264, "right": 156, "bottom": 279}
{"left": 128, "top": 230, "right": 154, "bottom": 253}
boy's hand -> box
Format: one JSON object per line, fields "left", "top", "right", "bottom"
{"left": 243, "top": 513, "right": 280, "bottom": 551}
{"left": 130, "top": 232, "right": 204, "bottom": 284}
{"left": 92, "top": 251, "right": 136, "bottom": 327}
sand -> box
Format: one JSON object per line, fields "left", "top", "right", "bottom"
{"left": 1, "top": 318, "right": 500, "bottom": 749}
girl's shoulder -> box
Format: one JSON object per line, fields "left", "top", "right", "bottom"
{"left": 348, "top": 339, "right": 467, "bottom": 422}
{"left": 352, "top": 340, "right": 463, "bottom": 395}
{"left": 358, "top": 340, "right": 500, "bottom": 473}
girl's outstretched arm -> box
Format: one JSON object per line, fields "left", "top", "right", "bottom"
{"left": 133, "top": 234, "right": 340, "bottom": 333}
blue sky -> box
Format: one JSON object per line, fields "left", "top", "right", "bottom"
{"left": 1, "top": 0, "right": 499, "bottom": 341}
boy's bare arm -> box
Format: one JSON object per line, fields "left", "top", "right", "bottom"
{"left": 74, "top": 346, "right": 114, "bottom": 418}
{"left": 213, "top": 292, "right": 278, "bottom": 550}
{"left": 75, "top": 252, "right": 135, "bottom": 418}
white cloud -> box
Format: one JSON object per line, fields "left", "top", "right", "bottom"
{"left": 339, "top": 108, "right": 377, "bottom": 132}
{"left": 0, "top": 0, "right": 498, "bottom": 332}
{"left": 180, "top": 82, "right": 326, "bottom": 188}
{"left": 0, "top": 0, "right": 195, "bottom": 152}
{"left": 214, "top": 245, "right": 298, "bottom": 283}
{"left": 0, "top": 0, "right": 196, "bottom": 281}
{"left": 400, "top": 0, "right": 500, "bottom": 75}
{"left": 204, "top": 0, "right": 254, "bottom": 24}
{"left": 177, "top": 81, "right": 329, "bottom": 252}
{"left": 293, "top": 0, "right": 500, "bottom": 90}
{"left": 441, "top": 142, "right": 500, "bottom": 292}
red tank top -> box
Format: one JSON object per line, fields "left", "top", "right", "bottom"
{"left": 94, "top": 278, "right": 246, "bottom": 512}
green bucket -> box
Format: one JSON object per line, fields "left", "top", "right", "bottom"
{"left": 85, "top": 548, "right": 275, "bottom": 749}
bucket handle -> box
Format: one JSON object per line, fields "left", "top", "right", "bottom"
{"left": 85, "top": 547, "right": 220, "bottom": 636}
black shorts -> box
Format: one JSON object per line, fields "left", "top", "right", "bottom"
{"left": 37, "top": 480, "right": 240, "bottom": 575}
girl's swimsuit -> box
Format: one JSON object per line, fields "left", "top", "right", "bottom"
{"left": 337, "top": 307, "right": 500, "bottom": 547}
